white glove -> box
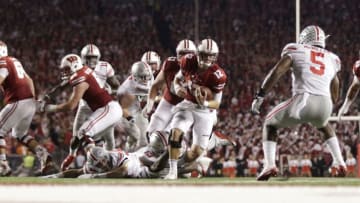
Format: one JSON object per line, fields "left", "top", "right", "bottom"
{"left": 36, "top": 100, "right": 46, "bottom": 113}
{"left": 338, "top": 98, "right": 351, "bottom": 120}
{"left": 251, "top": 96, "right": 264, "bottom": 114}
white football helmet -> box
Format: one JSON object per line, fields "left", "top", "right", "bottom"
{"left": 148, "top": 131, "right": 168, "bottom": 155}
{"left": 131, "top": 61, "right": 153, "bottom": 86}
{"left": 59, "top": 54, "right": 83, "bottom": 80}
{"left": 141, "top": 51, "right": 161, "bottom": 73}
{"left": 0, "top": 41, "right": 8, "bottom": 57}
{"left": 80, "top": 44, "right": 101, "bottom": 69}
{"left": 197, "top": 38, "right": 219, "bottom": 69}
{"left": 176, "top": 39, "right": 197, "bottom": 60}
{"left": 298, "top": 25, "right": 327, "bottom": 48}
{"left": 85, "top": 147, "right": 111, "bottom": 173}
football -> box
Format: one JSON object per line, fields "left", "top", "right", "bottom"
{"left": 198, "top": 86, "right": 214, "bottom": 100}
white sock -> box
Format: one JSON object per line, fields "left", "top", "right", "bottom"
{"left": 263, "top": 141, "right": 277, "bottom": 168}
{"left": 169, "top": 159, "right": 178, "bottom": 175}
{"left": 326, "top": 137, "right": 345, "bottom": 166}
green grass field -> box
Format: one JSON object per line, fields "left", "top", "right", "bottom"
{"left": 0, "top": 177, "right": 359, "bottom": 186}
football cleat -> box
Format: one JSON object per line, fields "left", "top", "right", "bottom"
{"left": 335, "top": 165, "right": 347, "bottom": 177}
{"left": 257, "top": 167, "right": 279, "bottom": 181}
{"left": 0, "top": 160, "right": 11, "bottom": 177}
{"left": 213, "top": 131, "right": 237, "bottom": 146}
{"left": 164, "top": 172, "right": 177, "bottom": 180}
{"left": 61, "top": 155, "right": 75, "bottom": 171}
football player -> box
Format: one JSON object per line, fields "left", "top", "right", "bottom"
{"left": 116, "top": 61, "right": 153, "bottom": 151}
{"left": 251, "top": 25, "right": 346, "bottom": 180}
{"left": 141, "top": 51, "right": 161, "bottom": 78}
{"left": 0, "top": 41, "right": 53, "bottom": 176}
{"left": 165, "top": 38, "right": 227, "bottom": 179}
{"left": 338, "top": 50, "right": 360, "bottom": 118}
{"left": 39, "top": 54, "right": 123, "bottom": 171}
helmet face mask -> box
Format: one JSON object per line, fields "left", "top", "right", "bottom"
{"left": 84, "top": 56, "right": 98, "bottom": 69}
{"left": 60, "top": 66, "right": 72, "bottom": 81}
{"left": 198, "top": 52, "right": 217, "bottom": 69}
{"left": 176, "top": 39, "right": 197, "bottom": 60}
{"left": 81, "top": 44, "right": 101, "bottom": 69}
{"left": 197, "top": 39, "right": 219, "bottom": 69}
{"left": 141, "top": 51, "right": 161, "bottom": 73}
{"left": 131, "top": 61, "right": 153, "bottom": 86}
{"left": 59, "top": 54, "right": 83, "bottom": 81}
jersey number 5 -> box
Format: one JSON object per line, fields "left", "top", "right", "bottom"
{"left": 310, "top": 51, "right": 325, "bottom": 76}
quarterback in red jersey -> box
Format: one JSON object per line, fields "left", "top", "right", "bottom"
{"left": 40, "top": 54, "right": 122, "bottom": 171}
{"left": 165, "top": 38, "right": 227, "bottom": 179}
{"left": 0, "top": 41, "right": 53, "bottom": 176}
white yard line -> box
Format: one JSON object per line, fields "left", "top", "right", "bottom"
{"left": 0, "top": 185, "right": 359, "bottom": 203}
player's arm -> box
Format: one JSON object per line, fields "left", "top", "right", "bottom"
{"left": 25, "top": 73, "right": 35, "bottom": 97}
{"left": 251, "top": 55, "right": 292, "bottom": 114}
{"left": 145, "top": 69, "right": 166, "bottom": 113}
{"left": 338, "top": 76, "right": 360, "bottom": 117}
{"left": 87, "top": 165, "right": 128, "bottom": 178}
{"left": 260, "top": 55, "right": 292, "bottom": 94}
{"left": 173, "top": 70, "right": 187, "bottom": 98}
{"left": 330, "top": 74, "right": 340, "bottom": 103}
{"left": 44, "top": 82, "right": 89, "bottom": 112}
{"left": 106, "top": 76, "right": 120, "bottom": 90}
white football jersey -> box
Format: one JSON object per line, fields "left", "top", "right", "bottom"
{"left": 93, "top": 60, "right": 115, "bottom": 88}
{"left": 281, "top": 43, "right": 341, "bottom": 97}
{"left": 117, "top": 76, "right": 151, "bottom": 115}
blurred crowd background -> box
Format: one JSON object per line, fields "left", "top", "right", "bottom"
{"left": 0, "top": 0, "right": 359, "bottom": 177}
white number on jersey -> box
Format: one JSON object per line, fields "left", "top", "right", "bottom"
{"left": 309, "top": 51, "right": 325, "bottom": 76}
{"left": 13, "top": 60, "right": 25, "bottom": 79}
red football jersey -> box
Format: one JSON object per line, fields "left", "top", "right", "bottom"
{"left": 180, "top": 54, "right": 227, "bottom": 103}
{"left": 162, "top": 57, "right": 184, "bottom": 105}
{"left": 0, "top": 56, "right": 33, "bottom": 104}
{"left": 69, "top": 66, "right": 112, "bottom": 111}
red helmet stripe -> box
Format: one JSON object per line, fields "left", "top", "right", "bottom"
{"left": 185, "top": 40, "right": 188, "bottom": 49}
{"left": 147, "top": 52, "right": 150, "bottom": 62}
{"left": 206, "top": 39, "right": 210, "bottom": 50}
{"left": 209, "top": 39, "right": 212, "bottom": 50}
{"left": 90, "top": 44, "right": 93, "bottom": 54}
{"left": 314, "top": 26, "right": 319, "bottom": 41}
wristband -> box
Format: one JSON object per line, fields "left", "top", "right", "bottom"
{"left": 45, "top": 104, "right": 57, "bottom": 112}
{"left": 203, "top": 101, "right": 209, "bottom": 107}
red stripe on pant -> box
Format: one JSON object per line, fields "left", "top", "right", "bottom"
{"left": 266, "top": 95, "right": 299, "bottom": 120}
{"left": 84, "top": 105, "right": 110, "bottom": 134}
{"left": 0, "top": 102, "right": 18, "bottom": 129}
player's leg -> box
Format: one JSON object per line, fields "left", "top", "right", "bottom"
{"left": 13, "top": 99, "right": 55, "bottom": 175}
{"left": 78, "top": 101, "right": 122, "bottom": 151}
{"left": 0, "top": 103, "right": 18, "bottom": 176}
{"left": 135, "top": 112, "right": 149, "bottom": 148}
{"left": 165, "top": 110, "right": 193, "bottom": 179}
{"left": 146, "top": 99, "right": 174, "bottom": 135}
{"left": 258, "top": 95, "right": 303, "bottom": 180}
{"left": 306, "top": 95, "right": 347, "bottom": 176}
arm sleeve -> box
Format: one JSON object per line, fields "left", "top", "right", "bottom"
{"left": 106, "top": 63, "right": 115, "bottom": 77}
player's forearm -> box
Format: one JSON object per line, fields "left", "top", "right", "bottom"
{"left": 260, "top": 56, "right": 292, "bottom": 95}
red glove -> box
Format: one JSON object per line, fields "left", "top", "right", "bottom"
{"left": 61, "top": 155, "right": 75, "bottom": 171}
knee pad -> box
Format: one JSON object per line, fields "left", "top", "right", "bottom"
{"left": 17, "top": 134, "right": 34, "bottom": 146}
{"left": 168, "top": 129, "right": 183, "bottom": 148}
{"left": 0, "top": 136, "right": 5, "bottom": 147}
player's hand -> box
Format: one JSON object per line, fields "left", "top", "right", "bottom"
{"left": 194, "top": 87, "right": 206, "bottom": 106}
{"left": 36, "top": 100, "right": 46, "bottom": 113}
{"left": 174, "top": 86, "right": 187, "bottom": 98}
{"left": 251, "top": 96, "right": 264, "bottom": 114}
{"left": 142, "top": 99, "right": 155, "bottom": 118}
{"left": 61, "top": 155, "right": 75, "bottom": 171}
